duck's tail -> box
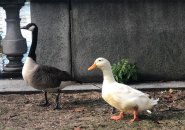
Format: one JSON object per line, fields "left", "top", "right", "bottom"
{"left": 150, "top": 98, "right": 159, "bottom": 106}
{"left": 146, "top": 98, "right": 159, "bottom": 114}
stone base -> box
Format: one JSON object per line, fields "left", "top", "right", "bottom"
{"left": 2, "top": 55, "right": 24, "bottom": 73}
{"left": 0, "top": 71, "right": 22, "bottom": 79}
{"left": 3, "top": 65, "right": 23, "bottom": 72}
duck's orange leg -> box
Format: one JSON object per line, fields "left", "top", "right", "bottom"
{"left": 129, "top": 107, "right": 139, "bottom": 124}
{"left": 111, "top": 112, "right": 125, "bottom": 121}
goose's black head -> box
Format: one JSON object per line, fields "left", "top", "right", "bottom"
{"left": 21, "top": 23, "right": 38, "bottom": 31}
{"left": 21, "top": 23, "right": 38, "bottom": 62}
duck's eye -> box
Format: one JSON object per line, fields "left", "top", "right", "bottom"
{"left": 98, "top": 60, "right": 102, "bottom": 62}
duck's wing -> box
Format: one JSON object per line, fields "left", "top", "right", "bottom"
{"left": 122, "top": 83, "right": 149, "bottom": 96}
{"left": 111, "top": 83, "right": 149, "bottom": 101}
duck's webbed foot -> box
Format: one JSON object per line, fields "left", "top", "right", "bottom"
{"left": 129, "top": 107, "right": 139, "bottom": 124}
{"left": 111, "top": 112, "right": 125, "bottom": 121}
{"left": 129, "top": 117, "right": 139, "bottom": 124}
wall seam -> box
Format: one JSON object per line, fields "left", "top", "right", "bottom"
{"left": 69, "top": 0, "right": 73, "bottom": 77}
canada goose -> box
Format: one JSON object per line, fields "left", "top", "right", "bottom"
{"left": 21, "top": 23, "right": 79, "bottom": 109}
{"left": 88, "top": 58, "right": 158, "bottom": 123}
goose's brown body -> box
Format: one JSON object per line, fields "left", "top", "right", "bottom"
{"left": 22, "top": 58, "right": 72, "bottom": 91}
{"left": 21, "top": 23, "right": 76, "bottom": 109}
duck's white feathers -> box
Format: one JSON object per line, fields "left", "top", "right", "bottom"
{"left": 102, "top": 82, "right": 158, "bottom": 112}
{"left": 92, "top": 57, "right": 158, "bottom": 113}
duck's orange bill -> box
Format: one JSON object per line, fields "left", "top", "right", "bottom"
{"left": 88, "top": 64, "right": 97, "bottom": 71}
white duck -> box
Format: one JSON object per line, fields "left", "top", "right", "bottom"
{"left": 88, "top": 57, "right": 158, "bottom": 123}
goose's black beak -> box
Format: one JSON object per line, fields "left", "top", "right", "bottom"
{"left": 20, "top": 26, "right": 26, "bottom": 29}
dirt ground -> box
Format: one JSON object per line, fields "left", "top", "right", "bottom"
{"left": 0, "top": 89, "right": 185, "bottom": 130}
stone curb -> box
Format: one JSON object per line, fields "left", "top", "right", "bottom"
{"left": 0, "top": 79, "right": 185, "bottom": 94}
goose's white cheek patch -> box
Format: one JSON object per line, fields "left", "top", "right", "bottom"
{"left": 28, "top": 26, "right": 35, "bottom": 31}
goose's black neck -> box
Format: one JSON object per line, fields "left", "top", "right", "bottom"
{"left": 28, "top": 27, "right": 38, "bottom": 61}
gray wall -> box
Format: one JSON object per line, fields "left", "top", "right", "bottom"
{"left": 31, "top": 1, "right": 71, "bottom": 74}
{"left": 31, "top": 0, "right": 185, "bottom": 82}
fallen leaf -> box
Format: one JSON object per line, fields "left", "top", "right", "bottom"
{"left": 169, "top": 89, "right": 174, "bottom": 94}
{"left": 74, "top": 107, "right": 84, "bottom": 112}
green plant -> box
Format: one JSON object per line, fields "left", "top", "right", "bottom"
{"left": 111, "top": 59, "right": 137, "bottom": 83}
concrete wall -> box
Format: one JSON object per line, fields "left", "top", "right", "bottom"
{"left": 30, "top": 1, "right": 71, "bottom": 74}
{"left": 71, "top": 0, "right": 185, "bottom": 82}
{"left": 31, "top": 0, "right": 185, "bottom": 82}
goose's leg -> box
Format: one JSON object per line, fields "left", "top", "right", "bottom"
{"left": 111, "top": 112, "right": 125, "bottom": 121}
{"left": 54, "top": 90, "right": 61, "bottom": 110}
{"left": 40, "top": 91, "right": 49, "bottom": 106}
{"left": 129, "top": 107, "right": 139, "bottom": 124}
